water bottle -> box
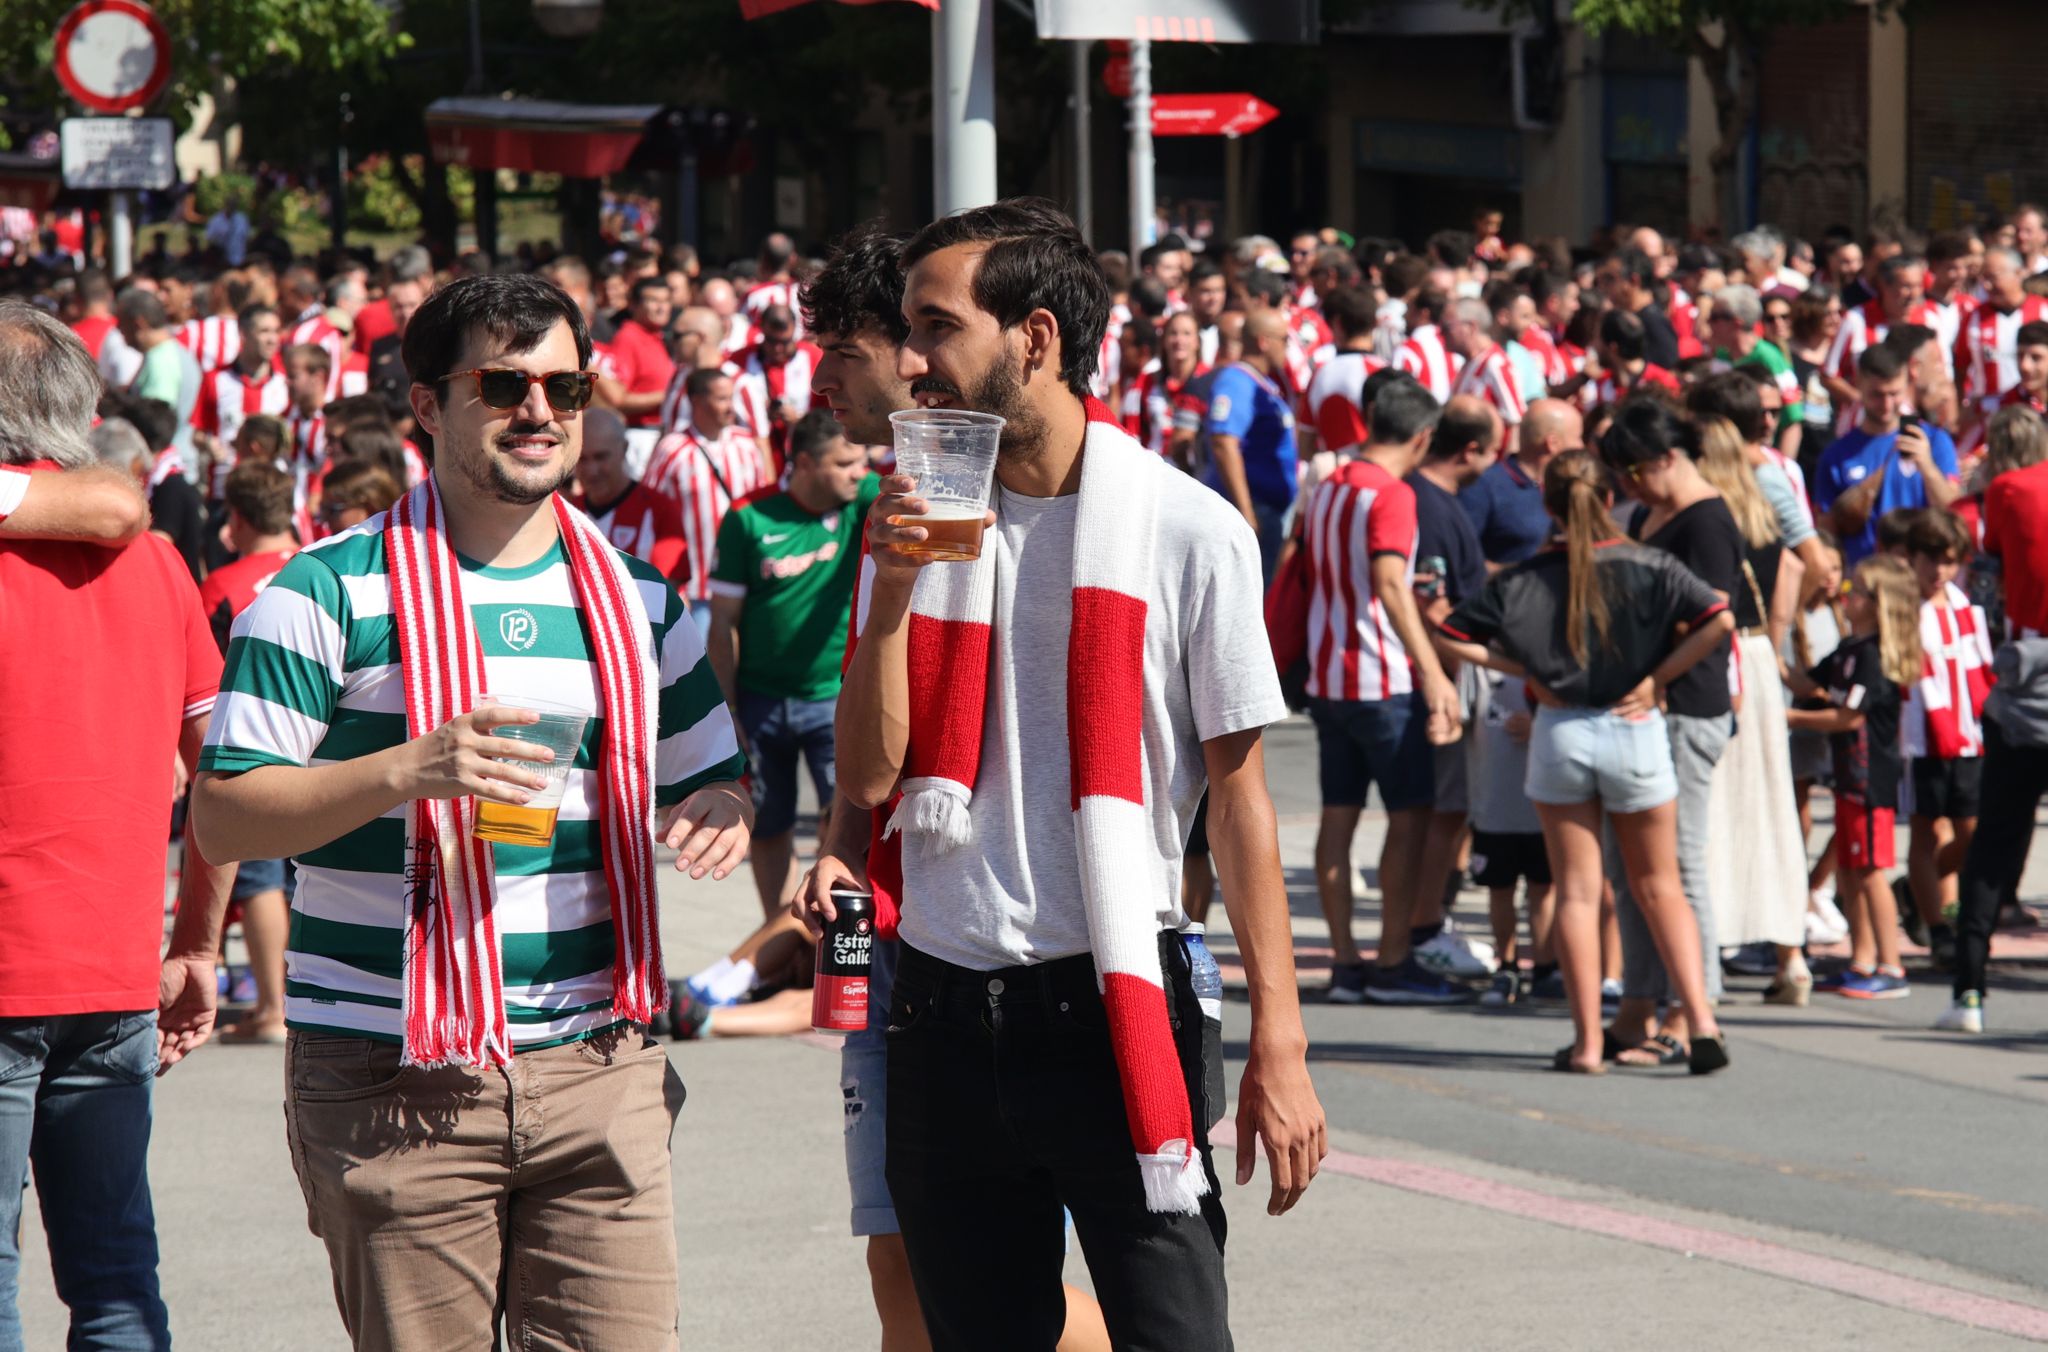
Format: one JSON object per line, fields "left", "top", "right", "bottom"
{"left": 1183, "top": 925, "right": 1226, "bottom": 1130}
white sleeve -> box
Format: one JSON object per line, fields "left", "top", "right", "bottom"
{"left": 1181, "top": 503, "right": 1291, "bottom": 743}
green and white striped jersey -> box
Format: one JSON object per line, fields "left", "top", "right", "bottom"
{"left": 200, "top": 515, "right": 746, "bottom": 1048}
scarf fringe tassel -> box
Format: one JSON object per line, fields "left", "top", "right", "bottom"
{"left": 884, "top": 779, "right": 975, "bottom": 855}
{"left": 1137, "top": 1143, "right": 1211, "bottom": 1216}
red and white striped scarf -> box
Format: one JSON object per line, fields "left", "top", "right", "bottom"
{"left": 860, "top": 399, "right": 1208, "bottom": 1215}
{"left": 382, "top": 479, "right": 663, "bottom": 1068}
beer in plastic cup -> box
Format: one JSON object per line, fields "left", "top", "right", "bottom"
{"left": 471, "top": 694, "right": 589, "bottom": 848}
{"left": 887, "top": 408, "right": 1004, "bottom": 561}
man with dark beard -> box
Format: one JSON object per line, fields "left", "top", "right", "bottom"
{"left": 190, "top": 274, "right": 753, "bottom": 1351}
{"left": 825, "top": 200, "right": 1325, "bottom": 1350}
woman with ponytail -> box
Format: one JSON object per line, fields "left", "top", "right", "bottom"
{"left": 1438, "top": 451, "right": 1736, "bottom": 1074}
{"left": 1596, "top": 398, "right": 1743, "bottom": 1068}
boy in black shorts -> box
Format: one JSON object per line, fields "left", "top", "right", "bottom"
{"left": 1467, "top": 672, "right": 1557, "bottom": 1005}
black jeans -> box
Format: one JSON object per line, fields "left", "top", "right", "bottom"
{"left": 1954, "top": 720, "right": 2048, "bottom": 998}
{"left": 884, "top": 934, "right": 1230, "bottom": 1352}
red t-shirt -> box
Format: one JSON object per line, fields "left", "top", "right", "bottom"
{"left": 1985, "top": 460, "right": 2048, "bottom": 637}
{"left": 608, "top": 319, "right": 677, "bottom": 428}
{"left": 197, "top": 548, "right": 297, "bottom": 654}
{"left": 352, "top": 298, "right": 395, "bottom": 356}
{"left": 0, "top": 482, "right": 222, "bottom": 1016}
{"left": 71, "top": 314, "right": 117, "bottom": 361}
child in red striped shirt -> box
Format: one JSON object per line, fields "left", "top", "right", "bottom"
{"left": 1902, "top": 510, "right": 1994, "bottom": 967}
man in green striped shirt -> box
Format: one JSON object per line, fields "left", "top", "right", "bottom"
{"left": 192, "top": 275, "right": 750, "bottom": 1351}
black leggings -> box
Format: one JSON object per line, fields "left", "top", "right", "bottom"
{"left": 1953, "top": 721, "right": 2048, "bottom": 998}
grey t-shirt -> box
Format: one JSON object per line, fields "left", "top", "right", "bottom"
{"left": 897, "top": 475, "right": 1289, "bottom": 971}
{"left": 1754, "top": 460, "right": 1815, "bottom": 550}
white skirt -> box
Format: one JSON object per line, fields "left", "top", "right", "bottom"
{"left": 1706, "top": 633, "right": 1810, "bottom": 948}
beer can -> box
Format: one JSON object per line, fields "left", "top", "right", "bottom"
{"left": 811, "top": 889, "right": 876, "bottom": 1033}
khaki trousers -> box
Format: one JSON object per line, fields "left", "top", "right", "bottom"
{"left": 283, "top": 1025, "right": 686, "bottom": 1352}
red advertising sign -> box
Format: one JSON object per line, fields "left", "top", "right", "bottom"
{"left": 1150, "top": 94, "right": 1279, "bottom": 138}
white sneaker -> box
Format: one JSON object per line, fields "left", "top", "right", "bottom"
{"left": 1807, "top": 889, "right": 1851, "bottom": 946}
{"left": 1414, "top": 922, "right": 1496, "bottom": 978}
{"left": 1934, "top": 993, "right": 1983, "bottom": 1034}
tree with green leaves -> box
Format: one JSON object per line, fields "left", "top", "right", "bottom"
{"left": 1486, "top": 0, "right": 1909, "bottom": 232}
{"left": 0, "top": 0, "right": 406, "bottom": 135}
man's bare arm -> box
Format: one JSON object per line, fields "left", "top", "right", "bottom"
{"left": 1207, "top": 434, "right": 1259, "bottom": 529}
{"left": 0, "top": 466, "right": 149, "bottom": 545}
{"left": 158, "top": 712, "right": 239, "bottom": 1072}
{"left": 1205, "top": 728, "right": 1326, "bottom": 1216}
{"left": 191, "top": 706, "right": 554, "bottom": 864}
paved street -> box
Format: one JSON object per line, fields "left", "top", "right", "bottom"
{"left": 19, "top": 714, "right": 2048, "bottom": 1349}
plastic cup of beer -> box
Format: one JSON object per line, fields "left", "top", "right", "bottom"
{"left": 471, "top": 695, "right": 588, "bottom": 848}
{"left": 887, "top": 408, "right": 1005, "bottom": 562}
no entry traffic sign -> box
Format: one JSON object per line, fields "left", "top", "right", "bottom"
{"left": 54, "top": 0, "right": 172, "bottom": 115}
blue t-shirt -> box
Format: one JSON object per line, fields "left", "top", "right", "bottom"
{"left": 1409, "top": 471, "right": 1487, "bottom": 605}
{"left": 1202, "top": 363, "right": 1299, "bottom": 512}
{"left": 1814, "top": 425, "right": 1959, "bottom": 563}
{"left": 1459, "top": 456, "right": 1552, "bottom": 565}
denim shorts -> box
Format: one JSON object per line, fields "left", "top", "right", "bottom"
{"left": 842, "top": 937, "right": 899, "bottom": 1237}
{"left": 736, "top": 690, "right": 837, "bottom": 839}
{"left": 1311, "top": 692, "right": 1435, "bottom": 812}
{"left": 230, "top": 855, "right": 288, "bottom": 903}
{"left": 1525, "top": 706, "right": 1678, "bottom": 814}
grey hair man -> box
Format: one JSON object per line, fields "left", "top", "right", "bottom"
{"left": 0, "top": 300, "right": 236, "bottom": 1350}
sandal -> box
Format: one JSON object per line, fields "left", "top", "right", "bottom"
{"left": 1689, "top": 1034, "right": 1730, "bottom": 1076}
{"left": 1613, "top": 1033, "right": 1687, "bottom": 1068}
{"left": 1551, "top": 1047, "right": 1607, "bottom": 1075}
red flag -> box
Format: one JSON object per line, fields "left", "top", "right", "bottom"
{"left": 741, "top": 0, "right": 936, "bottom": 18}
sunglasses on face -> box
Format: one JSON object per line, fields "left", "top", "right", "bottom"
{"left": 1765, "top": 310, "right": 1792, "bottom": 323}
{"left": 446, "top": 367, "right": 598, "bottom": 413}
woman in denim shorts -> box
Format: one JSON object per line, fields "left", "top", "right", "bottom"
{"left": 1436, "top": 451, "right": 1736, "bottom": 1076}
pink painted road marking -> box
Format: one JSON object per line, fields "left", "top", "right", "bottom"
{"left": 1212, "top": 1122, "right": 2048, "bottom": 1342}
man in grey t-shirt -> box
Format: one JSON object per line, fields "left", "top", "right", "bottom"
{"left": 829, "top": 200, "right": 1324, "bottom": 1351}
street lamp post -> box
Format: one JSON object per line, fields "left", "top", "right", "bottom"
{"left": 1126, "top": 36, "right": 1154, "bottom": 258}
{"left": 932, "top": 0, "right": 996, "bottom": 215}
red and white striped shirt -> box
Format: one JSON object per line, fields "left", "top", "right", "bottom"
{"left": 1124, "top": 362, "right": 1206, "bottom": 456}
{"left": 577, "top": 481, "right": 688, "bottom": 583}
{"left": 1925, "top": 291, "right": 1978, "bottom": 366}
{"left": 1305, "top": 350, "right": 1386, "bottom": 457}
{"left": 1956, "top": 383, "right": 2047, "bottom": 458}
{"left": 1827, "top": 298, "right": 1944, "bottom": 385}
{"left": 719, "top": 313, "right": 755, "bottom": 360}
{"left": 286, "top": 313, "right": 368, "bottom": 402}
{"left": 194, "top": 366, "right": 290, "bottom": 497}
{"left": 1094, "top": 302, "right": 1132, "bottom": 400}
{"left": 1290, "top": 305, "right": 1336, "bottom": 371}
{"left": 640, "top": 426, "right": 769, "bottom": 602}
{"left": 1955, "top": 296, "right": 2048, "bottom": 409}
{"left": 743, "top": 280, "right": 804, "bottom": 338}
{"left": 1394, "top": 324, "right": 1460, "bottom": 403}
{"left": 656, "top": 359, "right": 742, "bottom": 437}
{"left": 1515, "top": 326, "right": 1570, "bottom": 388}
{"left": 1904, "top": 582, "right": 1993, "bottom": 759}
{"left": 1304, "top": 457, "right": 1418, "bottom": 702}
{"left": 732, "top": 342, "right": 825, "bottom": 469}
{"left": 1446, "top": 344, "right": 1526, "bottom": 425}
{"left": 176, "top": 315, "right": 241, "bottom": 373}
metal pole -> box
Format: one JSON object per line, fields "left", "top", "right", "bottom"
{"left": 333, "top": 93, "right": 352, "bottom": 251}
{"left": 1127, "top": 36, "right": 1154, "bottom": 258}
{"left": 108, "top": 191, "right": 132, "bottom": 277}
{"left": 1070, "top": 42, "right": 1093, "bottom": 244}
{"left": 932, "top": 0, "right": 997, "bottom": 215}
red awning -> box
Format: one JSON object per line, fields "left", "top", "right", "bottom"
{"left": 425, "top": 98, "right": 666, "bottom": 178}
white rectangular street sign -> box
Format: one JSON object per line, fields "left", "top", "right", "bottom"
{"left": 60, "top": 117, "right": 176, "bottom": 191}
